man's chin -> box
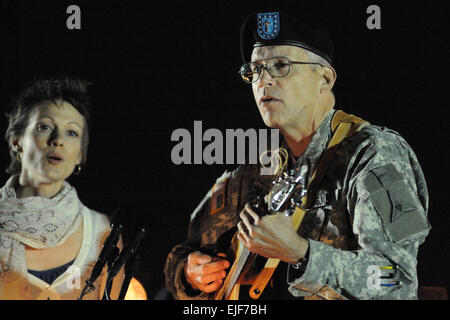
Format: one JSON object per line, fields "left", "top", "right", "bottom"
{"left": 259, "top": 109, "right": 282, "bottom": 128}
{"left": 262, "top": 117, "right": 281, "bottom": 129}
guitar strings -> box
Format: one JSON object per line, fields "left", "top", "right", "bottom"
{"left": 259, "top": 147, "right": 289, "bottom": 177}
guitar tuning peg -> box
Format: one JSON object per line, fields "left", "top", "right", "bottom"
{"left": 284, "top": 206, "right": 296, "bottom": 217}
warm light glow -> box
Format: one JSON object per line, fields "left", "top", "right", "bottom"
{"left": 124, "top": 277, "right": 147, "bottom": 300}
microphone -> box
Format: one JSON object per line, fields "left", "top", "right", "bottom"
{"left": 88, "top": 223, "right": 123, "bottom": 284}
{"left": 107, "top": 228, "right": 146, "bottom": 280}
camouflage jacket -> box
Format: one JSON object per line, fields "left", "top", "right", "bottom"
{"left": 164, "top": 109, "right": 431, "bottom": 300}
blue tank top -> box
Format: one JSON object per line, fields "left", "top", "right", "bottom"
{"left": 28, "top": 260, "right": 75, "bottom": 284}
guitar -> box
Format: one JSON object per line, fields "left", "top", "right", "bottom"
{"left": 214, "top": 166, "right": 309, "bottom": 300}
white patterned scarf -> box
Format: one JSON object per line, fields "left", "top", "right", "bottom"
{"left": 0, "top": 176, "right": 83, "bottom": 280}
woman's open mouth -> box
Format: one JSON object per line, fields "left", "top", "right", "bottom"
{"left": 46, "top": 154, "right": 64, "bottom": 165}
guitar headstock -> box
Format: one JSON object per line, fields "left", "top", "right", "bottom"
{"left": 267, "top": 165, "right": 308, "bottom": 213}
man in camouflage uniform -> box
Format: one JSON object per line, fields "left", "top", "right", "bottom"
{"left": 164, "top": 11, "right": 430, "bottom": 300}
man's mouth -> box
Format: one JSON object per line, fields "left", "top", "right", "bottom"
{"left": 260, "top": 96, "right": 280, "bottom": 105}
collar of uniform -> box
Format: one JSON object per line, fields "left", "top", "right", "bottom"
{"left": 287, "top": 108, "right": 335, "bottom": 176}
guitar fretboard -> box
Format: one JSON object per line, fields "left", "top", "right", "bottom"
{"left": 213, "top": 242, "right": 251, "bottom": 300}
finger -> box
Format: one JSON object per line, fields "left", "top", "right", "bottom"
{"left": 189, "top": 251, "right": 212, "bottom": 265}
{"left": 239, "top": 204, "right": 258, "bottom": 224}
{"left": 195, "top": 270, "right": 227, "bottom": 285}
{"left": 237, "top": 224, "right": 252, "bottom": 247}
{"left": 237, "top": 231, "right": 246, "bottom": 247}
{"left": 239, "top": 212, "right": 255, "bottom": 237}
{"left": 195, "top": 259, "right": 230, "bottom": 275}
{"left": 237, "top": 221, "right": 249, "bottom": 239}
{"left": 216, "top": 253, "right": 230, "bottom": 268}
{"left": 245, "top": 203, "right": 260, "bottom": 225}
{"left": 238, "top": 232, "right": 257, "bottom": 253}
{"left": 201, "top": 279, "right": 223, "bottom": 293}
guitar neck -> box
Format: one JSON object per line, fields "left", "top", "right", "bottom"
{"left": 214, "top": 244, "right": 251, "bottom": 300}
{"left": 214, "top": 196, "right": 269, "bottom": 300}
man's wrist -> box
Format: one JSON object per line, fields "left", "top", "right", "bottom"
{"left": 289, "top": 240, "right": 310, "bottom": 279}
{"left": 292, "top": 244, "right": 309, "bottom": 268}
{"left": 290, "top": 236, "right": 309, "bottom": 264}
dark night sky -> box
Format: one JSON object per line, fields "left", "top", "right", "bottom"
{"left": 0, "top": 0, "right": 448, "bottom": 299}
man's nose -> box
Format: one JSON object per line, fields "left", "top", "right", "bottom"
{"left": 257, "top": 68, "right": 275, "bottom": 88}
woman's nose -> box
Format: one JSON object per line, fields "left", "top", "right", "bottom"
{"left": 48, "top": 130, "right": 64, "bottom": 147}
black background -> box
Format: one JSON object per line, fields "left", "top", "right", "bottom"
{"left": 0, "top": 0, "right": 448, "bottom": 300}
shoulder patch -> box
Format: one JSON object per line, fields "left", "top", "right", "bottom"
{"left": 210, "top": 177, "right": 228, "bottom": 215}
{"left": 365, "top": 164, "right": 430, "bottom": 243}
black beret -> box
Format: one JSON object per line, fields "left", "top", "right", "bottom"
{"left": 240, "top": 10, "right": 334, "bottom": 65}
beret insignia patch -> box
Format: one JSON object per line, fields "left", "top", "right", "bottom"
{"left": 257, "top": 12, "right": 280, "bottom": 40}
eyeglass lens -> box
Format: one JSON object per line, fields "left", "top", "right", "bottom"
{"left": 240, "top": 57, "right": 290, "bottom": 83}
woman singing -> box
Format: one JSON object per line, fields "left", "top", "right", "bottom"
{"left": 0, "top": 76, "right": 123, "bottom": 299}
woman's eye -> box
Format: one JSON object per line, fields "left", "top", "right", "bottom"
{"left": 36, "top": 123, "right": 50, "bottom": 131}
{"left": 67, "top": 130, "right": 79, "bottom": 137}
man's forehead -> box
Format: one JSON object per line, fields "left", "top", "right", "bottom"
{"left": 251, "top": 45, "right": 308, "bottom": 62}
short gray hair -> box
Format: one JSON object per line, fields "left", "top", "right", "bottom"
{"left": 305, "top": 50, "right": 335, "bottom": 96}
{"left": 305, "top": 50, "right": 331, "bottom": 70}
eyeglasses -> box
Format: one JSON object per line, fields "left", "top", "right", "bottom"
{"left": 239, "top": 56, "right": 324, "bottom": 84}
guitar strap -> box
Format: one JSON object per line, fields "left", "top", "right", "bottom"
{"left": 249, "top": 110, "right": 369, "bottom": 299}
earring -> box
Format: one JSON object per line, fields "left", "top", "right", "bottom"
{"left": 73, "top": 164, "right": 82, "bottom": 175}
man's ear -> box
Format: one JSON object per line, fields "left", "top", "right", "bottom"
{"left": 320, "top": 66, "right": 337, "bottom": 93}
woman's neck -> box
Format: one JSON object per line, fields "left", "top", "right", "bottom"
{"left": 15, "top": 172, "right": 63, "bottom": 198}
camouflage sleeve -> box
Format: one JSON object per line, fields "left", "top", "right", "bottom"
{"left": 164, "top": 171, "right": 230, "bottom": 300}
{"left": 164, "top": 165, "right": 264, "bottom": 300}
{"left": 288, "top": 127, "right": 431, "bottom": 299}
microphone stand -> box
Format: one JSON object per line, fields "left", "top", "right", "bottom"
{"left": 118, "top": 254, "right": 141, "bottom": 300}
{"left": 103, "top": 228, "right": 146, "bottom": 300}
{"left": 78, "top": 223, "right": 122, "bottom": 300}
{"left": 102, "top": 246, "right": 120, "bottom": 300}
